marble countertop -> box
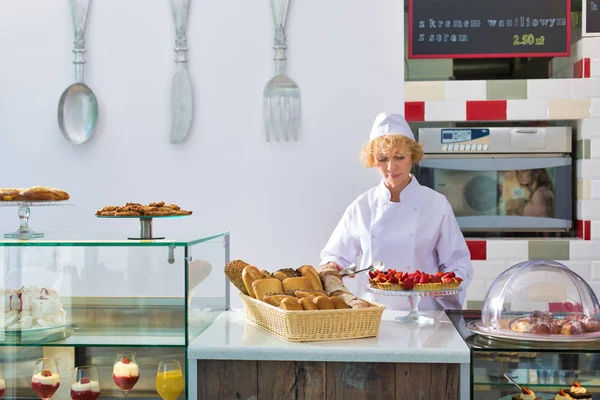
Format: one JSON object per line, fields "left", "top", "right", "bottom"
{"left": 188, "top": 309, "right": 470, "bottom": 363}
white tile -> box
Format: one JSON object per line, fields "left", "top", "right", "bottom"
{"left": 471, "top": 261, "right": 507, "bottom": 281}
{"left": 591, "top": 99, "right": 600, "bottom": 118}
{"left": 486, "top": 240, "right": 529, "bottom": 261}
{"left": 424, "top": 100, "right": 466, "bottom": 121}
{"left": 465, "top": 279, "right": 488, "bottom": 301}
{"left": 591, "top": 261, "right": 600, "bottom": 280}
{"left": 506, "top": 99, "right": 549, "bottom": 120}
{"left": 561, "top": 261, "right": 592, "bottom": 280}
{"left": 592, "top": 221, "right": 600, "bottom": 240}
{"left": 577, "top": 119, "right": 600, "bottom": 139}
{"left": 577, "top": 199, "right": 600, "bottom": 220}
{"left": 445, "top": 81, "right": 486, "bottom": 100}
{"left": 592, "top": 139, "right": 600, "bottom": 159}
{"left": 569, "top": 78, "right": 600, "bottom": 98}
{"left": 570, "top": 239, "right": 600, "bottom": 260}
{"left": 527, "top": 79, "right": 570, "bottom": 99}
{"left": 581, "top": 38, "right": 600, "bottom": 58}
{"left": 579, "top": 160, "right": 600, "bottom": 179}
{"left": 591, "top": 59, "right": 600, "bottom": 77}
{"left": 592, "top": 181, "right": 600, "bottom": 199}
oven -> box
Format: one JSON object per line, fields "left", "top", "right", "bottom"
{"left": 416, "top": 127, "right": 572, "bottom": 233}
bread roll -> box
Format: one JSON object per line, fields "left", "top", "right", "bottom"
{"left": 224, "top": 260, "right": 252, "bottom": 295}
{"left": 260, "top": 270, "right": 271, "bottom": 278}
{"left": 299, "top": 298, "right": 319, "bottom": 310}
{"left": 264, "top": 294, "right": 297, "bottom": 307}
{"left": 313, "top": 296, "right": 334, "bottom": 310}
{"left": 272, "top": 268, "right": 300, "bottom": 281}
{"left": 280, "top": 298, "right": 303, "bottom": 311}
{"left": 242, "top": 266, "right": 264, "bottom": 298}
{"left": 298, "top": 265, "right": 323, "bottom": 290}
{"left": 330, "top": 296, "right": 351, "bottom": 309}
{"left": 252, "top": 278, "right": 284, "bottom": 302}
{"left": 317, "top": 264, "right": 372, "bottom": 308}
{"left": 281, "top": 277, "right": 313, "bottom": 293}
{"left": 294, "top": 290, "right": 327, "bottom": 300}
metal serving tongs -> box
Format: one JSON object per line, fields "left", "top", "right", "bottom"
{"left": 340, "top": 261, "right": 385, "bottom": 277}
{"left": 503, "top": 373, "right": 522, "bottom": 391}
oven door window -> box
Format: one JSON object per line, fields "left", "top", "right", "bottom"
{"left": 417, "top": 157, "right": 572, "bottom": 232}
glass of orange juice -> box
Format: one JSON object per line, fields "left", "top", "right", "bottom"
{"left": 156, "top": 360, "right": 184, "bottom": 400}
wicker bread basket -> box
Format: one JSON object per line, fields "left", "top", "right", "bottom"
{"left": 240, "top": 292, "right": 385, "bottom": 342}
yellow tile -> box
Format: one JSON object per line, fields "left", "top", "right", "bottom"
{"left": 577, "top": 178, "right": 591, "bottom": 200}
{"left": 405, "top": 81, "right": 446, "bottom": 102}
{"left": 548, "top": 99, "right": 591, "bottom": 119}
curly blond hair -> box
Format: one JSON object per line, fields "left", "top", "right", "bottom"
{"left": 360, "top": 134, "right": 424, "bottom": 168}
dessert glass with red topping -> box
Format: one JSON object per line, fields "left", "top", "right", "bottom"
{"left": 31, "top": 358, "right": 60, "bottom": 400}
{"left": 113, "top": 352, "right": 140, "bottom": 398}
{"left": 0, "top": 364, "right": 5, "bottom": 399}
{"left": 71, "top": 366, "right": 100, "bottom": 400}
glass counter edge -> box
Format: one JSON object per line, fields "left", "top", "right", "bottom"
{"left": 0, "top": 231, "right": 230, "bottom": 247}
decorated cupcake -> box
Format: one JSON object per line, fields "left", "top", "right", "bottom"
{"left": 512, "top": 386, "right": 541, "bottom": 400}
{"left": 566, "top": 382, "right": 592, "bottom": 399}
{"left": 555, "top": 389, "right": 574, "bottom": 400}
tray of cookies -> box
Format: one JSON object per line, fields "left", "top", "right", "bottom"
{"left": 95, "top": 202, "right": 192, "bottom": 240}
{"left": 226, "top": 260, "right": 385, "bottom": 342}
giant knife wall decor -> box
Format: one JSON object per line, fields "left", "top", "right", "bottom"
{"left": 263, "top": 0, "right": 301, "bottom": 142}
{"left": 169, "top": 0, "right": 193, "bottom": 144}
{"left": 58, "top": 0, "right": 99, "bottom": 145}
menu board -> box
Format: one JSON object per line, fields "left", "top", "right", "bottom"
{"left": 408, "top": 0, "right": 571, "bottom": 59}
{"left": 584, "top": 0, "right": 600, "bottom": 36}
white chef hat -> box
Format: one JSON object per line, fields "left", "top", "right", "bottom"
{"left": 369, "top": 113, "right": 415, "bottom": 141}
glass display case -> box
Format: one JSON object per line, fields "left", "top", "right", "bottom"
{"left": 0, "top": 231, "right": 230, "bottom": 399}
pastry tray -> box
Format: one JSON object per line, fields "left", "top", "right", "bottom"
{"left": 467, "top": 319, "right": 600, "bottom": 343}
{"left": 96, "top": 214, "right": 192, "bottom": 240}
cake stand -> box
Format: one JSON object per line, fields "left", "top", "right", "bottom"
{"left": 96, "top": 214, "right": 191, "bottom": 240}
{"left": 366, "top": 286, "right": 462, "bottom": 326}
{"left": 0, "top": 201, "right": 72, "bottom": 239}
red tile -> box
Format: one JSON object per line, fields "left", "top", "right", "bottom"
{"left": 466, "top": 240, "right": 486, "bottom": 260}
{"left": 548, "top": 60, "right": 553, "bottom": 77}
{"left": 466, "top": 100, "right": 507, "bottom": 121}
{"left": 576, "top": 219, "right": 584, "bottom": 239}
{"left": 575, "top": 219, "right": 591, "bottom": 240}
{"left": 405, "top": 102, "right": 425, "bottom": 122}
{"left": 574, "top": 59, "right": 584, "bottom": 78}
{"left": 585, "top": 58, "right": 591, "bottom": 78}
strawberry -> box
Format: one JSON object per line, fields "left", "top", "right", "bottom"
{"left": 456, "top": 277, "right": 463, "bottom": 282}
{"left": 414, "top": 270, "right": 421, "bottom": 275}
{"left": 388, "top": 276, "right": 399, "bottom": 284}
{"left": 41, "top": 370, "right": 52, "bottom": 377}
{"left": 559, "top": 390, "right": 567, "bottom": 396}
{"left": 368, "top": 271, "right": 377, "bottom": 279}
{"left": 122, "top": 357, "right": 131, "bottom": 364}
{"left": 377, "top": 275, "right": 388, "bottom": 283}
{"left": 81, "top": 378, "right": 91, "bottom": 384}
{"left": 521, "top": 387, "right": 533, "bottom": 395}
{"left": 402, "top": 272, "right": 409, "bottom": 281}
{"left": 402, "top": 279, "right": 415, "bottom": 290}
{"left": 445, "top": 271, "right": 456, "bottom": 278}
{"left": 431, "top": 275, "right": 442, "bottom": 283}
{"left": 441, "top": 276, "right": 452, "bottom": 283}
{"left": 373, "top": 270, "right": 380, "bottom": 276}
{"left": 573, "top": 382, "right": 582, "bottom": 388}
{"left": 394, "top": 272, "right": 403, "bottom": 280}
{"left": 435, "top": 271, "right": 444, "bottom": 277}
{"left": 419, "top": 275, "right": 430, "bottom": 284}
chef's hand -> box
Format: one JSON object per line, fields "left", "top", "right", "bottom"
{"left": 322, "top": 261, "right": 355, "bottom": 278}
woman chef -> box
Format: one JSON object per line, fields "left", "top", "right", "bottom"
{"left": 320, "top": 113, "right": 472, "bottom": 310}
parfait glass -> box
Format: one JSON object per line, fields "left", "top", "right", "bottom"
{"left": 71, "top": 366, "right": 100, "bottom": 400}
{"left": 156, "top": 360, "right": 184, "bottom": 400}
{"left": 0, "top": 364, "right": 5, "bottom": 399}
{"left": 31, "top": 357, "right": 60, "bottom": 400}
{"left": 113, "top": 352, "right": 139, "bottom": 398}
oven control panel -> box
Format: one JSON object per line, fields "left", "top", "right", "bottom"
{"left": 440, "top": 128, "right": 490, "bottom": 152}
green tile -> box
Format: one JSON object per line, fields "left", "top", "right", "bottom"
{"left": 467, "top": 300, "right": 483, "bottom": 310}
{"left": 486, "top": 80, "right": 528, "bottom": 100}
{"left": 576, "top": 139, "right": 591, "bottom": 160}
{"left": 528, "top": 241, "right": 570, "bottom": 260}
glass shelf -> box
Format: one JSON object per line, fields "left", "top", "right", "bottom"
{"left": 0, "top": 231, "right": 229, "bottom": 247}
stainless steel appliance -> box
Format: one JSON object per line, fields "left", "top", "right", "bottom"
{"left": 416, "top": 127, "right": 572, "bottom": 232}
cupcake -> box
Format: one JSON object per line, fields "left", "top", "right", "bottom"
{"left": 566, "top": 382, "right": 592, "bottom": 399}
{"left": 512, "top": 386, "right": 542, "bottom": 400}
{"left": 555, "top": 389, "right": 574, "bottom": 400}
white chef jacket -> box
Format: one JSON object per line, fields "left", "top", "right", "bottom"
{"left": 320, "top": 175, "right": 472, "bottom": 311}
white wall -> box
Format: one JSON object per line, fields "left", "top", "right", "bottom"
{"left": 0, "top": 0, "right": 404, "bottom": 304}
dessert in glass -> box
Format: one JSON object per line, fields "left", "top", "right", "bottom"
{"left": 113, "top": 352, "right": 139, "bottom": 398}
{"left": 31, "top": 357, "right": 60, "bottom": 400}
{"left": 0, "top": 364, "right": 5, "bottom": 399}
{"left": 156, "top": 360, "right": 184, "bottom": 400}
{"left": 71, "top": 366, "right": 100, "bottom": 400}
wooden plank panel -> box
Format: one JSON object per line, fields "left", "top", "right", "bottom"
{"left": 257, "top": 361, "right": 326, "bottom": 400}
{"left": 396, "top": 363, "right": 460, "bottom": 400}
{"left": 197, "top": 360, "right": 257, "bottom": 400}
{"left": 326, "top": 362, "right": 395, "bottom": 400}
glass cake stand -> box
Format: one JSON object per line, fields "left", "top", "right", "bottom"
{"left": 367, "top": 286, "right": 462, "bottom": 326}
{"left": 96, "top": 214, "right": 191, "bottom": 240}
{"left": 0, "top": 201, "right": 72, "bottom": 239}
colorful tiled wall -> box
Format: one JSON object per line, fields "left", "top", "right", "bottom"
{"left": 406, "top": 36, "right": 600, "bottom": 309}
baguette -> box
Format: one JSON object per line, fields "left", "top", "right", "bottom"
{"left": 280, "top": 298, "right": 303, "bottom": 311}
{"left": 264, "top": 294, "right": 297, "bottom": 307}
{"left": 294, "top": 290, "right": 327, "bottom": 300}
{"left": 242, "top": 266, "right": 264, "bottom": 298}
{"left": 297, "top": 265, "right": 323, "bottom": 290}
{"left": 317, "top": 264, "right": 372, "bottom": 309}
{"left": 330, "top": 296, "right": 351, "bottom": 309}
{"left": 313, "top": 296, "right": 334, "bottom": 310}
{"left": 298, "top": 297, "right": 319, "bottom": 310}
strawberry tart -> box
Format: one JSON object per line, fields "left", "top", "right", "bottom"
{"left": 368, "top": 269, "right": 462, "bottom": 291}
{"left": 3, "top": 287, "right": 67, "bottom": 330}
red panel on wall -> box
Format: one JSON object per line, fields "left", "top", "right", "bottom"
{"left": 574, "top": 59, "right": 584, "bottom": 78}
{"left": 576, "top": 220, "right": 591, "bottom": 240}
{"left": 405, "top": 102, "right": 425, "bottom": 122}
{"left": 466, "top": 101, "right": 507, "bottom": 121}
{"left": 466, "top": 240, "right": 487, "bottom": 260}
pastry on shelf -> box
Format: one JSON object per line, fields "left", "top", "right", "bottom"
{"left": 95, "top": 202, "right": 192, "bottom": 217}
{"left": 367, "top": 269, "right": 462, "bottom": 291}
{"left": 0, "top": 186, "right": 70, "bottom": 202}
{"left": 555, "top": 389, "right": 574, "bottom": 400}
{"left": 565, "top": 382, "right": 592, "bottom": 399}
{"left": 3, "top": 287, "right": 67, "bottom": 330}
{"left": 508, "top": 312, "right": 600, "bottom": 336}
{"left": 511, "top": 386, "right": 541, "bottom": 400}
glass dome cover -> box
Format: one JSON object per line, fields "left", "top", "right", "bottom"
{"left": 472, "top": 260, "right": 600, "bottom": 341}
